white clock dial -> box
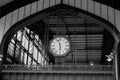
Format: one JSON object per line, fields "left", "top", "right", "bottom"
{"left": 49, "top": 37, "right": 71, "bottom": 56}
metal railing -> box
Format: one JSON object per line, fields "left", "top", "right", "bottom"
{"left": 2, "top": 65, "right": 113, "bottom": 71}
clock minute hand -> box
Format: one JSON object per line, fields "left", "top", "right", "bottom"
{"left": 59, "top": 42, "right": 61, "bottom": 50}
{"left": 57, "top": 40, "right": 61, "bottom": 50}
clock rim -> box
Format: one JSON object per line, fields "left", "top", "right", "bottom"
{"left": 49, "top": 36, "right": 71, "bottom": 56}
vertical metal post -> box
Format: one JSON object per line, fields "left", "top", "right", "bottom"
{"left": 85, "top": 20, "right": 88, "bottom": 64}
{"left": 113, "top": 42, "right": 119, "bottom": 80}
{"left": 37, "top": 45, "right": 39, "bottom": 64}
{"left": 72, "top": 27, "right": 75, "bottom": 64}
{"left": 0, "top": 55, "right": 3, "bottom": 79}
{"left": 115, "top": 53, "right": 119, "bottom": 80}
{"left": 73, "top": 16, "right": 75, "bottom": 65}
{"left": 44, "top": 17, "right": 49, "bottom": 65}
{"left": 26, "top": 30, "right": 31, "bottom": 65}
{"left": 13, "top": 33, "right": 18, "bottom": 64}
{"left": 31, "top": 32, "right": 35, "bottom": 65}
{"left": 20, "top": 29, "right": 24, "bottom": 64}
{"left": 117, "top": 42, "right": 120, "bottom": 80}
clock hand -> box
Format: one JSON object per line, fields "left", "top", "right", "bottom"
{"left": 59, "top": 42, "right": 61, "bottom": 50}
{"left": 57, "top": 40, "right": 61, "bottom": 51}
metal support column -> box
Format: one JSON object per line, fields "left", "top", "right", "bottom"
{"left": 113, "top": 42, "right": 119, "bottom": 80}
{"left": 0, "top": 55, "right": 3, "bottom": 79}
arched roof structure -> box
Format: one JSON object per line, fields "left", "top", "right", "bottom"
{"left": 0, "top": 0, "right": 120, "bottom": 80}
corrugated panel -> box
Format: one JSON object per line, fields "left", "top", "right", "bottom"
{"left": 11, "top": 9, "right": 19, "bottom": 25}
{"left": 50, "top": 0, "right": 56, "bottom": 6}
{"left": 18, "top": 7, "right": 25, "bottom": 21}
{"left": 24, "top": 4, "right": 31, "bottom": 17}
{"left": 11, "top": 73, "right": 17, "bottom": 80}
{"left": 2, "top": 73, "right": 11, "bottom": 80}
{"left": 63, "top": 0, "right": 69, "bottom": 4}
{"left": 0, "top": 16, "right": 6, "bottom": 43}
{"left": 44, "top": 0, "right": 50, "bottom": 9}
{"left": 0, "top": 0, "right": 13, "bottom": 7}
{"left": 95, "top": 2, "right": 100, "bottom": 16}
{"left": 69, "top": 0, "right": 75, "bottom": 7}
{"left": 101, "top": 4, "right": 108, "bottom": 20}
{"left": 31, "top": 74, "right": 37, "bottom": 80}
{"left": 75, "top": 0, "right": 81, "bottom": 9}
{"left": 31, "top": 2, "right": 37, "bottom": 15}
{"left": 4, "top": 12, "right": 12, "bottom": 35}
{"left": 37, "top": 0, "right": 44, "bottom": 11}
{"left": 56, "top": 0, "right": 61, "bottom": 4}
{"left": 24, "top": 74, "right": 30, "bottom": 80}
{"left": 115, "top": 9, "right": 120, "bottom": 31}
{"left": 108, "top": 7, "right": 115, "bottom": 25}
{"left": 81, "top": 0, "right": 87, "bottom": 11}
{"left": 88, "top": 0, "right": 94, "bottom": 13}
{"left": 18, "top": 74, "right": 24, "bottom": 80}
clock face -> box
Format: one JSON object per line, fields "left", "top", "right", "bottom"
{"left": 49, "top": 37, "right": 71, "bottom": 56}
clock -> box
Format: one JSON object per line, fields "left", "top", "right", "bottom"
{"left": 49, "top": 36, "right": 71, "bottom": 56}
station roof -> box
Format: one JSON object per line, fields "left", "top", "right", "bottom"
{"left": 0, "top": 0, "right": 120, "bottom": 18}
